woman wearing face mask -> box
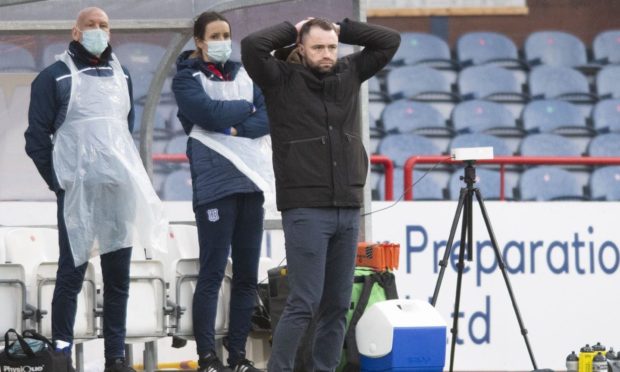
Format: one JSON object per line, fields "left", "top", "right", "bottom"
{"left": 171, "top": 11, "right": 269, "bottom": 372}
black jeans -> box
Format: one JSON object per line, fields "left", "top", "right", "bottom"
{"left": 193, "top": 192, "right": 264, "bottom": 365}
{"left": 52, "top": 191, "right": 131, "bottom": 359}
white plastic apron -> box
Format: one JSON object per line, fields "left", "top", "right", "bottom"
{"left": 189, "top": 67, "right": 278, "bottom": 218}
{"left": 53, "top": 51, "right": 167, "bottom": 266}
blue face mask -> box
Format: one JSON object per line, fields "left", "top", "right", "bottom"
{"left": 204, "top": 40, "right": 232, "bottom": 64}
{"left": 80, "top": 28, "right": 109, "bottom": 56}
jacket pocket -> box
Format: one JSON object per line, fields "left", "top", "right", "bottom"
{"left": 281, "top": 136, "right": 330, "bottom": 188}
{"left": 344, "top": 132, "right": 368, "bottom": 187}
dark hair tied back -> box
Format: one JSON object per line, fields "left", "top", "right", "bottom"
{"left": 193, "top": 11, "right": 230, "bottom": 40}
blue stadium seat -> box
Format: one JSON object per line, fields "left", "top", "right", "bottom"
{"left": 391, "top": 32, "right": 454, "bottom": 69}
{"left": 592, "top": 99, "right": 620, "bottom": 132}
{"left": 457, "top": 32, "right": 523, "bottom": 67}
{"left": 367, "top": 76, "right": 386, "bottom": 101}
{"left": 0, "top": 42, "right": 36, "bottom": 71}
{"left": 114, "top": 42, "right": 167, "bottom": 101}
{"left": 593, "top": 30, "right": 620, "bottom": 65}
{"left": 519, "top": 133, "right": 581, "bottom": 156}
{"left": 377, "top": 133, "right": 443, "bottom": 167}
{"left": 596, "top": 65, "right": 620, "bottom": 99}
{"left": 386, "top": 65, "right": 456, "bottom": 101}
{"left": 521, "top": 100, "right": 592, "bottom": 135}
{"left": 528, "top": 65, "right": 595, "bottom": 102}
{"left": 381, "top": 100, "right": 451, "bottom": 136}
{"left": 519, "top": 166, "right": 585, "bottom": 201}
{"left": 162, "top": 169, "right": 193, "bottom": 201}
{"left": 451, "top": 100, "right": 521, "bottom": 135}
{"left": 450, "top": 133, "right": 513, "bottom": 156}
{"left": 524, "top": 31, "right": 588, "bottom": 67}
{"left": 587, "top": 133, "right": 620, "bottom": 157}
{"left": 377, "top": 170, "right": 445, "bottom": 200}
{"left": 458, "top": 65, "right": 526, "bottom": 101}
{"left": 449, "top": 167, "right": 514, "bottom": 200}
{"left": 589, "top": 166, "right": 620, "bottom": 200}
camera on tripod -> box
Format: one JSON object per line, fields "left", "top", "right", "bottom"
{"left": 451, "top": 146, "right": 494, "bottom": 161}
{"left": 432, "top": 146, "right": 549, "bottom": 372}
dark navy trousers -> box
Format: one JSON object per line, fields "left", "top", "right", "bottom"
{"left": 193, "top": 192, "right": 264, "bottom": 365}
{"left": 52, "top": 191, "right": 131, "bottom": 359}
{"left": 268, "top": 207, "right": 361, "bottom": 372}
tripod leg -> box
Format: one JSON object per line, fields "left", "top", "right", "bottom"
{"left": 431, "top": 187, "right": 468, "bottom": 307}
{"left": 448, "top": 189, "right": 472, "bottom": 372}
{"left": 473, "top": 189, "right": 539, "bottom": 370}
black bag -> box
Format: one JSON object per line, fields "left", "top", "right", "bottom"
{"left": 267, "top": 266, "right": 314, "bottom": 372}
{"left": 0, "top": 329, "right": 71, "bottom": 372}
{"left": 340, "top": 269, "right": 398, "bottom": 372}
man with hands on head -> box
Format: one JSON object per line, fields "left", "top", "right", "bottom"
{"left": 241, "top": 16, "right": 400, "bottom": 372}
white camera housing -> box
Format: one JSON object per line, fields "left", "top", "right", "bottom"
{"left": 451, "top": 147, "right": 494, "bottom": 161}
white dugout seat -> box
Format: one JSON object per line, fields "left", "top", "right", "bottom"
{"left": 1, "top": 227, "right": 98, "bottom": 341}
{"left": 156, "top": 224, "right": 231, "bottom": 339}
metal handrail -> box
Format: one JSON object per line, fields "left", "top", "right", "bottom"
{"left": 403, "top": 155, "right": 620, "bottom": 201}
{"left": 151, "top": 153, "right": 396, "bottom": 201}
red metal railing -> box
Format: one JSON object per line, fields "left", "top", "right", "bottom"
{"left": 403, "top": 156, "right": 620, "bottom": 201}
{"left": 151, "top": 153, "right": 396, "bottom": 201}
{"left": 152, "top": 153, "right": 187, "bottom": 163}
{"left": 370, "top": 155, "right": 394, "bottom": 201}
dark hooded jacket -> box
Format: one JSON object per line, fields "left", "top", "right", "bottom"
{"left": 241, "top": 19, "right": 400, "bottom": 210}
{"left": 172, "top": 51, "right": 269, "bottom": 209}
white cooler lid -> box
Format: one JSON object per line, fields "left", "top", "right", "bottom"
{"left": 355, "top": 299, "right": 446, "bottom": 357}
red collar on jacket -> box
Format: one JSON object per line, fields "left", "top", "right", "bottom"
{"left": 204, "top": 62, "right": 231, "bottom": 81}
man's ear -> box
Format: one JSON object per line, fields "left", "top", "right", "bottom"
{"left": 71, "top": 25, "right": 80, "bottom": 42}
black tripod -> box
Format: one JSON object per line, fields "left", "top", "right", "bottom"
{"left": 430, "top": 161, "right": 538, "bottom": 372}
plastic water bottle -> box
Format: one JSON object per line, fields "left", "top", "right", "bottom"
{"left": 594, "top": 342, "right": 608, "bottom": 355}
{"left": 611, "top": 352, "right": 620, "bottom": 372}
{"left": 607, "top": 348, "right": 617, "bottom": 372}
{"left": 581, "top": 344, "right": 596, "bottom": 372}
{"left": 593, "top": 352, "right": 608, "bottom": 371}
{"left": 566, "top": 350, "right": 578, "bottom": 372}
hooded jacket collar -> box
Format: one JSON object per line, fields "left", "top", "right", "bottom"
{"left": 175, "top": 49, "right": 240, "bottom": 80}
{"left": 68, "top": 40, "right": 112, "bottom": 67}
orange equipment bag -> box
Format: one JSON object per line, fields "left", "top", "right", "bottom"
{"left": 356, "top": 242, "right": 400, "bottom": 271}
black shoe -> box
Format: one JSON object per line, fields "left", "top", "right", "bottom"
{"left": 230, "top": 359, "right": 261, "bottom": 372}
{"left": 198, "top": 354, "right": 233, "bottom": 372}
{"left": 104, "top": 358, "right": 136, "bottom": 372}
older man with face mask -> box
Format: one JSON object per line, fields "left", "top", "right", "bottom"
{"left": 242, "top": 17, "right": 400, "bottom": 372}
{"left": 25, "top": 7, "right": 166, "bottom": 372}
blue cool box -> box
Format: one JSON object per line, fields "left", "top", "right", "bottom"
{"left": 356, "top": 299, "right": 447, "bottom": 372}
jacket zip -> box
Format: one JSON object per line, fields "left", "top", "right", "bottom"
{"left": 287, "top": 136, "right": 326, "bottom": 145}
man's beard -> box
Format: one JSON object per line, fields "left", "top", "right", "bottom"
{"left": 306, "top": 60, "right": 336, "bottom": 75}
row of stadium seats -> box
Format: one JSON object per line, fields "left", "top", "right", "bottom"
{"left": 0, "top": 225, "right": 272, "bottom": 364}
{"left": 376, "top": 132, "right": 619, "bottom": 165}
{"left": 374, "top": 99, "right": 620, "bottom": 137}
{"left": 391, "top": 30, "right": 620, "bottom": 68}
{"left": 141, "top": 98, "right": 620, "bottom": 154}
{"left": 374, "top": 64, "right": 619, "bottom": 113}
{"left": 373, "top": 165, "right": 620, "bottom": 202}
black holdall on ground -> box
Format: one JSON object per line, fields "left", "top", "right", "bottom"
{"left": 0, "top": 329, "right": 71, "bottom": 372}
